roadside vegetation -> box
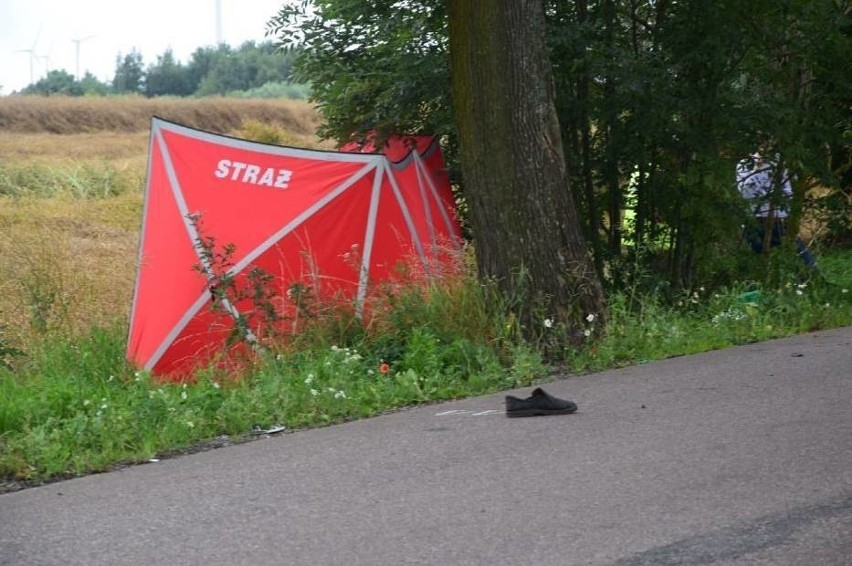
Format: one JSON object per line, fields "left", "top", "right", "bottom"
{"left": 1, "top": 96, "right": 850, "bottom": 490}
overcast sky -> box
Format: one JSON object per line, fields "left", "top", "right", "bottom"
{"left": 0, "top": 0, "right": 289, "bottom": 95}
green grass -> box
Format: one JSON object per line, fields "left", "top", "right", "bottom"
{"left": 0, "top": 160, "right": 142, "bottom": 198}
{"left": 0, "top": 274, "right": 543, "bottom": 483}
{"left": 1, "top": 247, "right": 850, "bottom": 486}
{"left": 565, "top": 247, "right": 852, "bottom": 371}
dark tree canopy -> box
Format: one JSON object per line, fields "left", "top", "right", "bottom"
{"left": 17, "top": 41, "right": 305, "bottom": 99}
{"left": 267, "top": 0, "right": 453, "bottom": 143}
{"left": 112, "top": 51, "right": 146, "bottom": 94}
{"left": 271, "top": 0, "right": 850, "bottom": 294}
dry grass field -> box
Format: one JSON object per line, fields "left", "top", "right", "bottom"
{"left": 0, "top": 95, "right": 325, "bottom": 135}
{"left": 0, "top": 96, "right": 327, "bottom": 349}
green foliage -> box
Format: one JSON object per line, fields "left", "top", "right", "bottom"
{"left": 0, "top": 161, "right": 141, "bottom": 198}
{"left": 237, "top": 119, "right": 307, "bottom": 145}
{"left": 144, "top": 49, "right": 193, "bottom": 97}
{"left": 20, "top": 69, "right": 111, "bottom": 96}
{"left": 22, "top": 70, "right": 81, "bottom": 96}
{"left": 77, "top": 72, "right": 111, "bottom": 96}
{"left": 0, "top": 325, "right": 23, "bottom": 371}
{"left": 112, "top": 50, "right": 145, "bottom": 94}
{"left": 270, "top": 0, "right": 850, "bottom": 291}
{"left": 569, "top": 271, "right": 851, "bottom": 373}
{"left": 268, "top": 0, "right": 455, "bottom": 144}
{"left": 191, "top": 41, "right": 299, "bottom": 97}
{"left": 13, "top": 41, "right": 304, "bottom": 100}
{"left": 226, "top": 81, "right": 311, "bottom": 100}
{"left": 189, "top": 215, "right": 286, "bottom": 349}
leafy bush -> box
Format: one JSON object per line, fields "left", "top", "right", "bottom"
{"left": 237, "top": 119, "right": 306, "bottom": 146}
{"left": 227, "top": 81, "right": 312, "bottom": 100}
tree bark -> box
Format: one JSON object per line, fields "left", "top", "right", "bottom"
{"left": 447, "top": 0, "right": 605, "bottom": 335}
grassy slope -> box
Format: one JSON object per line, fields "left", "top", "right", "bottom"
{"left": 0, "top": 95, "right": 849, "bottom": 487}
{"left": 0, "top": 96, "right": 332, "bottom": 346}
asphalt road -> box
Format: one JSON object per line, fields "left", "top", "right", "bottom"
{"left": 2, "top": 327, "right": 851, "bottom": 566}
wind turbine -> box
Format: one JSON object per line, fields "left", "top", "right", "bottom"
{"left": 71, "top": 35, "right": 95, "bottom": 80}
{"left": 37, "top": 40, "right": 55, "bottom": 78}
{"left": 215, "top": 0, "right": 223, "bottom": 45}
{"left": 15, "top": 25, "right": 42, "bottom": 86}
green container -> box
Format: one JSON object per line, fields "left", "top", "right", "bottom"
{"left": 735, "top": 290, "right": 762, "bottom": 303}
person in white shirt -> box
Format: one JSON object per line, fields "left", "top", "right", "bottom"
{"left": 735, "top": 152, "right": 816, "bottom": 267}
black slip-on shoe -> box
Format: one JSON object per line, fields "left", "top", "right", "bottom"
{"left": 505, "top": 387, "right": 578, "bottom": 418}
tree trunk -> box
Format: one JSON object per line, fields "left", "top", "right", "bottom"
{"left": 448, "top": 0, "right": 605, "bottom": 336}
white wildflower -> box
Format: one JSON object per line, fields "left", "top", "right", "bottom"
{"left": 310, "top": 388, "right": 319, "bottom": 396}
{"left": 186, "top": 421, "right": 194, "bottom": 429}
{"left": 583, "top": 329, "right": 592, "bottom": 337}
{"left": 181, "top": 390, "right": 188, "bottom": 400}
{"left": 543, "top": 318, "right": 554, "bottom": 329}
{"left": 795, "top": 289, "right": 803, "bottom": 296}
{"left": 712, "top": 308, "right": 746, "bottom": 325}
{"left": 586, "top": 313, "right": 596, "bottom": 323}
{"left": 211, "top": 381, "right": 220, "bottom": 389}
{"left": 304, "top": 373, "right": 314, "bottom": 385}
{"left": 334, "top": 390, "right": 347, "bottom": 399}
